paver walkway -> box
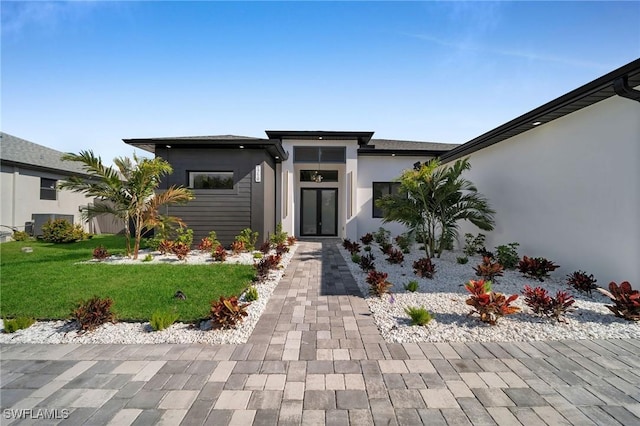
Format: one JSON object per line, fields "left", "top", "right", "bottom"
{"left": 1, "top": 241, "right": 639, "bottom": 425}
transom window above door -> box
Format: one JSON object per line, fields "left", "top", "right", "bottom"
{"left": 300, "top": 170, "right": 339, "bottom": 183}
{"left": 293, "top": 147, "right": 346, "bottom": 163}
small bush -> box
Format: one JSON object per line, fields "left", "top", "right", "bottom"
{"left": 566, "top": 270, "right": 597, "bottom": 296}
{"left": 395, "top": 234, "right": 412, "bottom": 253}
{"left": 143, "top": 254, "right": 153, "bottom": 262}
{"left": 366, "top": 270, "right": 393, "bottom": 297}
{"left": 236, "top": 228, "right": 259, "bottom": 251}
{"left": 440, "top": 232, "right": 454, "bottom": 251}
{"left": 171, "top": 242, "right": 190, "bottom": 260}
{"left": 244, "top": 286, "right": 259, "bottom": 302}
{"left": 351, "top": 253, "right": 361, "bottom": 263}
{"left": 380, "top": 242, "right": 393, "bottom": 255}
{"left": 360, "top": 233, "right": 374, "bottom": 245}
{"left": 495, "top": 243, "right": 520, "bottom": 269}
{"left": 342, "top": 239, "right": 360, "bottom": 254}
{"left": 255, "top": 254, "right": 282, "bottom": 281}
{"left": 270, "top": 222, "right": 288, "bottom": 246}
{"left": 175, "top": 227, "right": 194, "bottom": 247}
{"left": 259, "top": 241, "right": 272, "bottom": 254}
{"left": 287, "top": 236, "right": 297, "bottom": 246}
{"left": 231, "top": 241, "right": 245, "bottom": 255}
{"left": 12, "top": 231, "right": 30, "bottom": 241}
{"left": 404, "top": 280, "right": 419, "bottom": 292}
{"left": 597, "top": 281, "right": 640, "bottom": 321}
{"left": 413, "top": 258, "right": 436, "bottom": 279}
{"left": 363, "top": 245, "right": 372, "bottom": 252}
{"left": 144, "top": 236, "right": 163, "bottom": 251}
{"left": 212, "top": 245, "right": 227, "bottom": 261}
{"left": 386, "top": 248, "right": 404, "bottom": 265}
{"left": 92, "top": 245, "right": 110, "bottom": 260}
{"left": 208, "top": 231, "right": 221, "bottom": 250}
{"left": 197, "top": 237, "right": 213, "bottom": 251}
{"left": 275, "top": 243, "right": 290, "bottom": 256}
{"left": 374, "top": 227, "right": 391, "bottom": 245}
{"left": 71, "top": 296, "right": 116, "bottom": 332}
{"left": 523, "top": 285, "right": 576, "bottom": 322}
{"left": 456, "top": 256, "right": 469, "bottom": 265}
{"left": 518, "top": 256, "right": 560, "bottom": 281}
{"left": 150, "top": 310, "right": 179, "bottom": 331}
{"left": 210, "top": 296, "right": 249, "bottom": 329}
{"left": 473, "top": 256, "right": 504, "bottom": 281}
{"left": 42, "top": 218, "right": 86, "bottom": 243}
{"left": 158, "top": 239, "right": 174, "bottom": 255}
{"left": 465, "top": 280, "right": 520, "bottom": 325}
{"left": 404, "top": 306, "right": 434, "bottom": 326}
{"left": 3, "top": 317, "right": 35, "bottom": 333}
{"left": 359, "top": 253, "right": 376, "bottom": 272}
{"left": 253, "top": 252, "right": 263, "bottom": 259}
{"left": 463, "top": 233, "right": 486, "bottom": 257}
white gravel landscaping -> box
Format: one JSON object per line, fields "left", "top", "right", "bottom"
{"left": 338, "top": 242, "right": 639, "bottom": 343}
{"left": 0, "top": 245, "right": 297, "bottom": 345}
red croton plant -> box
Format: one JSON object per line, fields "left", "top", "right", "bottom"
{"left": 465, "top": 279, "right": 520, "bottom": 325}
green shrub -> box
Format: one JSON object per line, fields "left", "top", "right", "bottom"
{"left": 404, "top": 306, "right": 434, "bottom": 326}
{"left": 42, "top": 219, "right": 86, "bottom": 243}
{"left": 208, "top": 231, "right": 221, "bottom": 250}
{"left": 175, "top": 227, "right": 194, "bottom": 247}
{"left": 457, "top": 256, "right": 469, "bottom": 264}
{"left": 3, "top": 317, "right": 35, "bottom": 333}
{"left": 463, "top": 233, "right": 486, "bottom": 257}
{"left": 395, "top": 233, "right": 412, "bottom": 253}
{"left": 142, "top": 254, "right": 153, "bottom": 262}
{"left": 440, "top": 232, "right": 454, "bottom": 251}
{"left": 404, "top": 280, "right": 419, "bottom": 292}
{"left": 253, "top": 252, "right": 263, "bottom": 259}
{"left": 373, "top": 227, "right": 391, "bottom": 245}
{"left": 150, "top": 310, "right": 179, "bottom": 331}
{"left": 244, "top": 286, "right": 259, "bottom": 302}
{"left": 351, "top": 253, "right": 361, "bottom": 263}
{"left": 364, "top": 245, "right": 372, "bottom": 252}
{"left": 144, "top": 236, "right": 163, "bottom": 251}
{"left": 496, "top": 242, "right": 520, "bottom": 269}
{"left": 71, "top": 296, "right": 116, "bottom": 332}
{"left": 236, "top": 228, "right": 259, "bottom": 251}
{"left": 12, "top": 231, "right": 30, "bottom": 241}
{"left": 270, "top": 223, "right": 288, "bottom": 246}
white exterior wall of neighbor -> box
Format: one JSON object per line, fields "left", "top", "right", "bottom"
{"left": 278, "top": 139, "right": 359, "bottom": 240}
{"left": 356, "top": 155, "right": 435, "bottom": 237}
{"left": 448, "top": 94, "right": 640, "bottom": 284}
{"left": 0, "top": 165, "right": 92, "bottom": 232}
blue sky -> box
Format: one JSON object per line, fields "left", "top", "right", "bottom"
{"left": 2, "top": 1, "right": 639, "bottom": 162}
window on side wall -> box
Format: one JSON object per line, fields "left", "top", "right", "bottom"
{"left": 40, "top": 178, "right": 57, "bottom": 200}
{"left": 372, "top": 182, "right": 401, "bottom": 218}
{"left": 188, "top": 172, "right": 234, "bottom": 190}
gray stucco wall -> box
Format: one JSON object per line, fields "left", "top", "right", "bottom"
{"left": 156, "top": 147, "right": 276, "bottom": 246}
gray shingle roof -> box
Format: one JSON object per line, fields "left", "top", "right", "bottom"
{"left": 0, "top": 132, "right": 89, "bottom": 176}
{"left": 368, "top": 139, "right": 459, "bottom": 151}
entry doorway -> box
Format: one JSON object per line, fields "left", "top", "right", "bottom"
{"left": 300, "top": 188, "right": 338, "bottom": 236}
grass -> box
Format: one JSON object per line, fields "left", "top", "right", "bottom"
{"left": 0, "top": 235, "right": 255, "bottom": 322}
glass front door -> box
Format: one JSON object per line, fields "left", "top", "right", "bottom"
{"left": 300, "top": 189, "right": 338, "bottom": 236}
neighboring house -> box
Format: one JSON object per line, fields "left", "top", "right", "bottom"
{"left": 123, "top": 133, "right": 457, "bottom": 245}
{"left": 124, "top": 58, "right": 638, "bottom": 283}
{"left": 0, "top": 133, "right": 123, "bottom": 239}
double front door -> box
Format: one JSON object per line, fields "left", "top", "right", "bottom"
{"left": 300, "top": 188, "right": 338, "bottom": 236}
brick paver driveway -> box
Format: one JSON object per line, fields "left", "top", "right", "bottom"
{"left": 1, "top": 241, "right": 639, "bottom": 425}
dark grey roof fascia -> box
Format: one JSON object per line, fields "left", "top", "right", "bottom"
{"left": 0, "top": 132, "right": 91, "bottom": 177}
{"left": 265, "top": 130, "right": 375, "bottom": 145}
{"left": 440, "top": 58, "right": 640, "bottom": 163}
{"left": 358, "top": 148, "right": 451, "bottom": 157}
{"left": 123, "top": 136, "right": 288, "bottom": 161}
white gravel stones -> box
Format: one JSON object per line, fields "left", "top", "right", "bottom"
{"left": 338, "top": 243, "right": 639, "bottom": 343}
{"left": 0, "top": 246, "right": 297, "bottom": 345}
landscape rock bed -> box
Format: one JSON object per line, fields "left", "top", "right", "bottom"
{"left": 338, "top": 243, "right": 639, "bottom": 343}
{"left": 0, "top": 246, "right": 297, "bottom": 345}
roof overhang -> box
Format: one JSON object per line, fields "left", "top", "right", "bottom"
{"left": 357, "top": 148, "right": 451, "bottom": 157}
{"left": 123, "top": 137, "right": 288, "bottom": 162}
{"left": 265, "top": 130, "right": 374, "bottom": 145}
{"left": 440, "top": 58, "right": 640, "bottom": 163}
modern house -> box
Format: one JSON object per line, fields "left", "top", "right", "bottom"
{"left": 0, "top": 133, "right": 123, "bottom": 239}
{"left": 125, "top": 58, "right": 639, "bottom": 283}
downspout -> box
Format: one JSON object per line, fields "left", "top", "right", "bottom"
{"left": 613, "top": 75, "right": 640, "bottom": 102}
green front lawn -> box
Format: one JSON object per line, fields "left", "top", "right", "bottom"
{"left": 0, "top": 235, "right": 255, "bottom": 322}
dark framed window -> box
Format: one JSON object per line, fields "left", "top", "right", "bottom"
{"left": 293, "top": 147, "right": 346, "bottom": 163}
{"left": 189, "top": 171, "right": 234, "bottom": 189}
{"left": 40, "top": 178, "right": 57, "bottom": 200}
{"left": 372, "top": 182, "right": 402, "bottom": 218}
{"left": 300, "top": 170, "right": 339, "bottom": 183}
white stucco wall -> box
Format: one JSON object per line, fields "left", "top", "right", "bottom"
{"left": 0, "top": 165, "right": 93, "bottom": 234}
{"left": 447, "top": 94, "right": 640, "bottom": 284}
{"left": 356, "top": 155, "right": 435, "bottom": 238}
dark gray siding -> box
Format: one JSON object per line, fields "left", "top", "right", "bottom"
{"left": 156, "top": 147, "right": 276, "bottom": 246}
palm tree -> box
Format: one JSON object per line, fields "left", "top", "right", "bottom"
{"left": 376, "top": 158, "right": 494, "bottom": 258}
{"left": 60, "top": 151, "right": 194, "bottom": 259}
